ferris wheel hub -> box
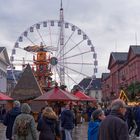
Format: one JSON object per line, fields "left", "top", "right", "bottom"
{"left": 50, "top": 57, "right": 58, "bottom": 66}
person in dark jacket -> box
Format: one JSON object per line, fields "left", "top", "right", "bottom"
{"left": 61, "top": 104, "right": 74, "bottom": 140}
{"left": 3, "top": 100, "right": 21, "bottom": 140}
{"left": 88, "top": 109, "right": 105, "bottom": 140}
{"left": 134, "top": 105, "right": 140, "bottom": 138}
{"left": 125, "top": 107, "right": 135, "bottom": 134}
{"left": 98, "top": 99, "right": 129, "bottom": 140}
{"left": 37, "top": 107, "right": 60, "bottom": 140}
{"left": 86, "top": 103, "right": 96, "bottom": 122}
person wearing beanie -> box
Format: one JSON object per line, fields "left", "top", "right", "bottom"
{"left": 3, "top": 100, "right": 21, "bottom": 140}
{"left": 88, "top": 109, "right": 105, "bottom": 140}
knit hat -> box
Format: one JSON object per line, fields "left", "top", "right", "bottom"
{"left": 13, "top": 100, "right": 20, "bottom": 108}
{"left": 21, "top": 103, "right": 31, "bottom": 114}
{"left": 92, "top": 109, "right": 103, "bottom": 120}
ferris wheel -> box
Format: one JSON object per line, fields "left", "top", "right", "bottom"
{"left": 10, "top": 19, "right": 98, "bottom": 91}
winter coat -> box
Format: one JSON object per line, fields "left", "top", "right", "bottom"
{"left": 134, "top": 106, "right": 140, "bottom": 125}
{"left": 61, "top": 109, "right": 74, "bottom": 130}
{"left": 12, "top": 103, "right": 37, "bottom": 140}
{"left": 86, "top": 107, "right": 96, "bottom": 121}
{"left": 88, "top": 120, "right": 101, "bottom": 140}
{"left": 98, "top": 110, "right": 129, "bottom": 140}
{"left": 3, "top": 107, "right": 21, "bottom": 139}
{"left": 37, "top": 112, "right": 60, "bottom": 140}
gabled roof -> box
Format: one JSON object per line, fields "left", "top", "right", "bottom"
{"left": 78, "top": 77, "right": 102, "bottom": 90}
{"left": 11, "top": 64, "right": 43, "bottom": 100}
{"left": 108, "top": 52, "right": 128, "bottom": 69}
{"left": 0, "top": 47, "right": 5, "bottom": 53}
{"left": 112, "top": 52, "right": 128, "bottom": 61}
{"left": 130, "top": 45, "right": 140, "bottom": 55}
{"left": 127, "top": 45, "right": 140, "bottom": 60}
{"left": 0, "top": 47, "right": 10, "bottom": 66}
{"left": 101, "top": 73, "right": 110, "bottom": 80}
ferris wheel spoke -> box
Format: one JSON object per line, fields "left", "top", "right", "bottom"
{"left": 58, "top": 50, "right": 91, "bottom": 61}
{"left": 17, "top": 47, "right": 36, "bottom": 55}
{"left": 58, "top": 63, "right": 89, "bottom": 77}
{"left": 57, "top": 65, "right": 84, "bottom": 90}
{"left": 56, "top": 31, "right": 75, "bottom": 58}
{"left": 59, "top": 39, "right": 84, "bottom": 59}
{"left": 55, "top": 66, "right": 61, "bottom": 81}
{"left": 63, "top": 62, "right": 94, "bottom": 65}
{"left": 24, "top": 36, "right": 36, "bottom": 45}
{"left": 36, "top": 29, "right": 47, "bottom": 46}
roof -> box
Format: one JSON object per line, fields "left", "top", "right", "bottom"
{"left": 0, "top": 47, "right": 5, "bottom": 53}
{"left": 0, "top": 92, "right": 13, "bottom": 100}
{"left": 74, "top": 90, "right": 96, "bottom": 101}
{"left": 11, "top": 64, "right": 43, "bottom": 100}
{"left": 0, "top": 47, "right": 10, "bottom": 65}
{"left": 34, "top": 87, "right": 79, "bottom": 101}
{"left": 78, "top": 78, "right": 102, "bottom": 90}
{"left": 101, "top": 73, "right": 110, "bottom": 80}
{"left": 130, "top": 45, "right": 140, "bottom": 55}
{"left": 7, "top": 70, "right": 22, "bottom": 80}
{"left": 108, "top": 52, "right": 128, "bottom": 69}
{"left": 112, "top": 52, "right": 128, "bottom": 62}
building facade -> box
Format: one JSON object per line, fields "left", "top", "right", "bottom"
{"left": 102, "top": 45, "right": 140, "bottom": 102}
{"left": 74, "top": 77, "right": 102, "bottom": 103}
{"left": 0, "top": 47, "right": 10, "bottom": 93}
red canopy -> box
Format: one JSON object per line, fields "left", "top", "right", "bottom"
{"left": 34, "top": 87, "right": 79, "bottom": 101}
{"left": 0, "top": 92, "right": 13, "bottom": 100}
{"left": 74, "top": 91, "right": 96, "bottom": 101}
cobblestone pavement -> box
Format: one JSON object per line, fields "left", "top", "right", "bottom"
{"left": 0, "top": 122, "right": 88, "bottom": 140}
{"left": 72, "top": 123, "right": 88, "bottom": 140}
{"left": 0, "top": 122, "right": 139, "bottom": 140}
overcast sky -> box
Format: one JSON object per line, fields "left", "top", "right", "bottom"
{"left": 0, "top": 0, "right": 140, "bottom": 77}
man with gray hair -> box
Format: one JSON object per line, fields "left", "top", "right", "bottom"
{"left": 3, "top": 100, "right": 21, "bottom": 140}
{"left": 98, "top": 99, "right": 129, "bottom": 140}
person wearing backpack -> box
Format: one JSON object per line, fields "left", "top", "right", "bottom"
{"left": 12, "top": 103, "right": 37, "bottom": 140}
{"left": 37, "top": 107, "right": 61, "bottom": 140}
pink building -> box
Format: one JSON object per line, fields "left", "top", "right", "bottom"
{"left": 102, "top": 45, "right": 140, "bottom": 102}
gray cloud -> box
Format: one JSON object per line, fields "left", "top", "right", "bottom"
{"left": 0, "top": 0, "right": 140, "bottom": 78}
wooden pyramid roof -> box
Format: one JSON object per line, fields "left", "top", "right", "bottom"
{"left": 11, "top": 64, "right": 43, "bottom": 100}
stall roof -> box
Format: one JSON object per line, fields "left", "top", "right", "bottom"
{"left": 74, "top": 90, "right": 96, "bottom": 101}
{"left": 0, "top": 92, "right": 13, "bottom": 100}
{"left": 34, "top": 87, "right": 79, "bottom": 101}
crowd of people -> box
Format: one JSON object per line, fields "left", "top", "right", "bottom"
{"left": 2, "top": 101, "right": 76, "bottom": 140}
{"left": 88, "top": 99, "right": 140, "bottom": 140}
{"left": 1, "top": 99, "right": 140, "bottom": 140}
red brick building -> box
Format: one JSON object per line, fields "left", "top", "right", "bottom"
{"left": 102, "top": 45, "right": 140, "bottom": 102}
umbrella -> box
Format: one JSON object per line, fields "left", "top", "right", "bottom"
{"left": 34, "top": 87, "right": 79, "bottom": 101}
{"left": 0, "top": 92, "right": 13, "bottom": 100}
{"left": 74, "top": 91, "right": 96, "bottom": 101}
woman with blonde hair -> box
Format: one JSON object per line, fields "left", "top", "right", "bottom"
{"left": 37, "top": 107, "right": 60, "bottom": 140}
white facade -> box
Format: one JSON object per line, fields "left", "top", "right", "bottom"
{"left": 89, "top": 89, "right": 102, "bottom": 103}
{"left": 0, "top": 47, "right": 10, "bottom": 93}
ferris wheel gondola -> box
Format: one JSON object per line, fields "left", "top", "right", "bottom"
{"left": 10, "top": 1, "right": 98, "bottom": 91}
{"left": 10, "top": 20, "right": 98, "bottom": 91}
